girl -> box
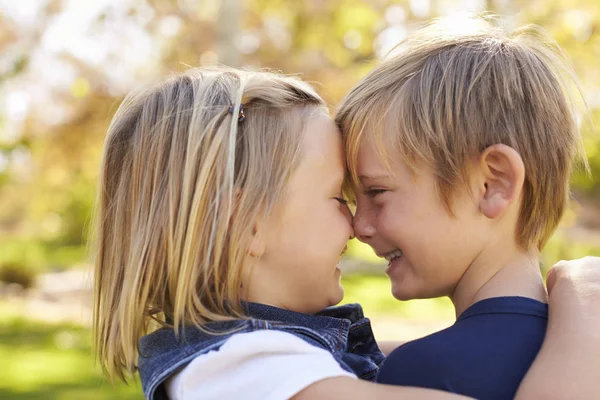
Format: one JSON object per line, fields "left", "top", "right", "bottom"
{"left": 92, "top": 66, "right": 600, "bottom": 400}
{"left": 92, "top": 66, "right": 443, "bottom": 400}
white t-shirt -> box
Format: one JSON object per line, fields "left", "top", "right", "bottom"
{"left": 165, "top": 330, "right": 356, "bottom": 400}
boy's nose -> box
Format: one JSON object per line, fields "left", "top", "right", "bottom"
{"left": 352, "top": 208, "right": 376, "bottom": 243}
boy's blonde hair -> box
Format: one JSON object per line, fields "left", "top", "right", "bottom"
{"left": 337, "top": 15, "right": 586, "bottom": 251}
{"left": 92, "top": 67, "right": 325, "bottom": 380}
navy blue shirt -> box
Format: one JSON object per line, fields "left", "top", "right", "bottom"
{"left": 377, "top": 296, "right": 548, "bottom": 400}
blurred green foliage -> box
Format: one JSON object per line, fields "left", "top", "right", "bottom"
{"left": 0, "top": 0, "right": 598, "bottom": 276}
{"left": 341, "top": 273, "right": 455, "bottom": 320}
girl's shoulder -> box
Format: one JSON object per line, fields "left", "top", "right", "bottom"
{"left": 165, "top": 330, "right": 355, "bottom": 400}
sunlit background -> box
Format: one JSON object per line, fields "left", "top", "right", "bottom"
{"left": 1, "top": 0, "right": 599, "bottom": 398}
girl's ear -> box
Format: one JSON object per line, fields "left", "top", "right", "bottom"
{"left": 230, "top": 189, "right": 267, "bottom": 258}
{"left": 248, "top": 219, "right": 266, "bottom": 258}
{"left": 477, "top": 144, "right": 525, "bottom": 220}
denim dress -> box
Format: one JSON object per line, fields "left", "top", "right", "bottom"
{"left": 138, "top": 303, "right": 385, "bottom": 399}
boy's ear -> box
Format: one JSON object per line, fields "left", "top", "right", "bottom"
{"left": 477, "top": 144, "right": 525, "bottom": 220}
{"left": 248, "top": 219, "right": 266, "bottom": 258}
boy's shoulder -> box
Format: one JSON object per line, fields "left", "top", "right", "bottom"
{"left": 456, "top": 296, "right": 548, "bottom": 322}
{"left": 377, "top": 296, "right": 548, "bottom": 399}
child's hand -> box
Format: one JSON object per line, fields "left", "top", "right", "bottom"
{"left": 546, "top": 256, "right": 600, "bottom": 303}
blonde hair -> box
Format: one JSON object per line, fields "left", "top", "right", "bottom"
{"left": 92, "top": 67, "right": 325, "bottom": 381}
{"left": 336, "top": 15, "right": 587, "bottom": 251}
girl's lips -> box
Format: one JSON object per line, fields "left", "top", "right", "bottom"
{"left": 340, "top": 245, "right": 348, "bottom": 257}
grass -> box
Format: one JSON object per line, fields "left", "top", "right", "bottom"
{"left": 0, "top": 307, "right": 143, "bottom": 400}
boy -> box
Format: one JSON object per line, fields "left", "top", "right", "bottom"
{"left": 335, "top": 15, "right": 586, "bottom": 399}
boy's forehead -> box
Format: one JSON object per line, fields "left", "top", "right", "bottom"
{"left": 348, "top": 133, "right": 396, "bottom": 173}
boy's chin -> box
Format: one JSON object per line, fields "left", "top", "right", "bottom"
{"left": 390, "top": 282, "right": 427, "bottom": 301}
{"left": 391, "top": 290, "right": 415, "bottom": 301}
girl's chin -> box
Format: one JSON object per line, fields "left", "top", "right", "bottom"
{"left": 328, "top": 285, "right": 345, "bottom": 307}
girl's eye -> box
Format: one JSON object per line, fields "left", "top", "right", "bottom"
{"left": 334, "top": 197, "right": 349, "bottom": 205}
{"left": 364, "top": 189, "right": 386, "bottom": 198}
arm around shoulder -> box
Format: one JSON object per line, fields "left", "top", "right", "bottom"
{"left": 292, "top": 376, "right": 472, "bottom": 400}
{"left": 516, "top": 257, "right": 600, "bottom": 399}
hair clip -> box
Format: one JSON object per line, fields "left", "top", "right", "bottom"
{"left": 228, "top": 103, "right": 246, "bottom": 122}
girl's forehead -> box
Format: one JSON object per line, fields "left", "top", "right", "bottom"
{"left": 301, "top": 113, "right": 343, "bottom": 161}
{"left": 290, "top": 116, "right": 345, "bottom": 190}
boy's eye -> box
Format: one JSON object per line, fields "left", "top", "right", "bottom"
{"left": 364, "top": 188, "right": 386, "bottom": 198}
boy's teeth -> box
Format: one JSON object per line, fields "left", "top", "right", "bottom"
{"left": 384, "top": 250, "right": 403, "bottom": 262}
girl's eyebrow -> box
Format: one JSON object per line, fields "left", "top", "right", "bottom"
{"left": 327, "top": 169, "right": 346, "bottom": 190}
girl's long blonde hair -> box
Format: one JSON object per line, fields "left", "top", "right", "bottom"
{"left": 92, "top": 67, "right": 325, "bottom": 381}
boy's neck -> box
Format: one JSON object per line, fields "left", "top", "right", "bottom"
{"left": 450, "top": 246, "right": 547, "bottom": 318}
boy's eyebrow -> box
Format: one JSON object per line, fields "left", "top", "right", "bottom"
{"left": 358, "top": 174, "right": 389, "bottom": 182}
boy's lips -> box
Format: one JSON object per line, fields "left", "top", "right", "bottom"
{"left": 385, "top": 254, "right": 404, "bottom": 274}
